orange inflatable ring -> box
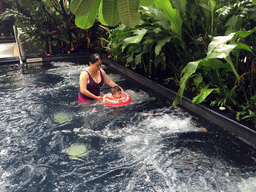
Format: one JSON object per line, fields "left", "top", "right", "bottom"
{"left": 103, "top": 92, "right": 131, "bottom": 106}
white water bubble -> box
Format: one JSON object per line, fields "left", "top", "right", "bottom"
{"left": 0, "top": 149, "right": 8, "bottom": 156}
{"left": 237, "top": 177, "right": 256, "bottom": 192}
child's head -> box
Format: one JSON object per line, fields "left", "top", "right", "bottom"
{"left": 111, "top": 86, "right": 122, "bottom": 99}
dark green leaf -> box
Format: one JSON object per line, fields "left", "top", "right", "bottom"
{"left": 235, "top": 26, "right": 256, "bottom": 38}
{"left": 155, "top": 37, "right": 171, "bottom": 55}
{"left": 234, "top": 43, "right": 255, "bottom": 55}
{"left": 103, "top": 0, "right": 121, "bottom": 26}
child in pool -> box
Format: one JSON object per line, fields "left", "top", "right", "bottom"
{"left": 102, "top": 86, "right": 125, "bottom": 103}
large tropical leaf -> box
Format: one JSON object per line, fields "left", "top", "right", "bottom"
{"left": 98, "top": 0, "right": 108, "bottom": 25}
{"left": 117, "top": 0, "right": 140, "bottom": 28}
{"left": 70, "top": 0, "right": 96, "bottom": 16}
{"left": 103, "top": 0, "right": 120, "bottom": 26}
{"left": 155, "top": 0, "right": 182, "bottom": 39}
{"left": 140, "top": 0, "right": 154, "bottom": 7}
{"left": 75, "top": 0, "right": 101, "bottom": 29}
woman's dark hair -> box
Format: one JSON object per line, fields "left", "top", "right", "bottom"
{"left": 90, "top": 53, "right": 101, "bottom": 64}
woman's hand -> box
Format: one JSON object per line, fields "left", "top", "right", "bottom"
{"left": 96, "top": 96, "right": 103, "bottom": 101}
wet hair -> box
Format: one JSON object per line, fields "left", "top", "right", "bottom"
{"left": 111, "top": 86, "right": 121, "bottom": 95}
{"left": 90, "top": 53, "right": 101, "bottom": 64}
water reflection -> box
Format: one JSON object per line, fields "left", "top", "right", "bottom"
{"left": 62, "top": 143, "right": 89, "bottom": 161}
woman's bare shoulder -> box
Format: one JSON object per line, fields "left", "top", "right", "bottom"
{"left": 80, "top": 70, "right": 89, "bottom": 80}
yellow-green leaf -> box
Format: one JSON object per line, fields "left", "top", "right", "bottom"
{"left": 75, "top": 0, "right": 100, "bottom": 29}
{"left": 99, "top": 0, "right": 108, "bottom": 25}
{"left": 140, "top": 0, "right": 154, "bottom": 7}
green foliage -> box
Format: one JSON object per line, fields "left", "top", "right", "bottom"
{"left": 75, "top": 0, "right": 101, "bottom": 29}
{"left": 216, "top": 0, "right": 256, "bottom": 35}
{"left": 173, "top": 27, "right": 256, "bottom": 107}
{"left": 236, "top": 95, "right": 256, "bottom": 123}
{"left": 106, "top": 5, "right": 177, "bottom": 77}
{"left": 117, "top": 0, "right": 140, "bottom": 28}
{"left": 155, "top": 0, "right": 182, "bottom": 39}
{"left": 0, "top": 0, "right": 108, "bottom": 54}
{"left": 102, "top": 0, "right": 120, "bottom": 26}
{"left": 192, "top": 88, "right": 218, "bottom": 105}
{"left": 71, "top": 0, "right": 142, "bottom": 28}
{"left": 140, "top": 0, "right": 154, "bottom": 7}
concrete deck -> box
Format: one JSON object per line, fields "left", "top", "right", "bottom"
{"left": 0, "top": 43, "right": 18, "bottom": 58}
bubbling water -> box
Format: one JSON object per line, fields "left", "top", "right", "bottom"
{"left": 0, "top": 62, "right": 255, "bottom": 192}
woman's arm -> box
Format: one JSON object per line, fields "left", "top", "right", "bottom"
{"left": 101, "top": 69, "right": 124, "bottom": 91}
{"left": 80, "top": 71, "right": 102, "bottom": 101}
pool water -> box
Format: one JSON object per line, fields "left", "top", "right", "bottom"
{"left": 0, "top": 62, "right": 256, "bottom": 192}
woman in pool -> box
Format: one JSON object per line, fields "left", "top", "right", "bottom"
{"left": 78, "top": 53, "right": 123, "bottom": 102}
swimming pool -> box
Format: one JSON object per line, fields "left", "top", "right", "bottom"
{"left": 0, "top": 61, "right": 256, "bottom": 192}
